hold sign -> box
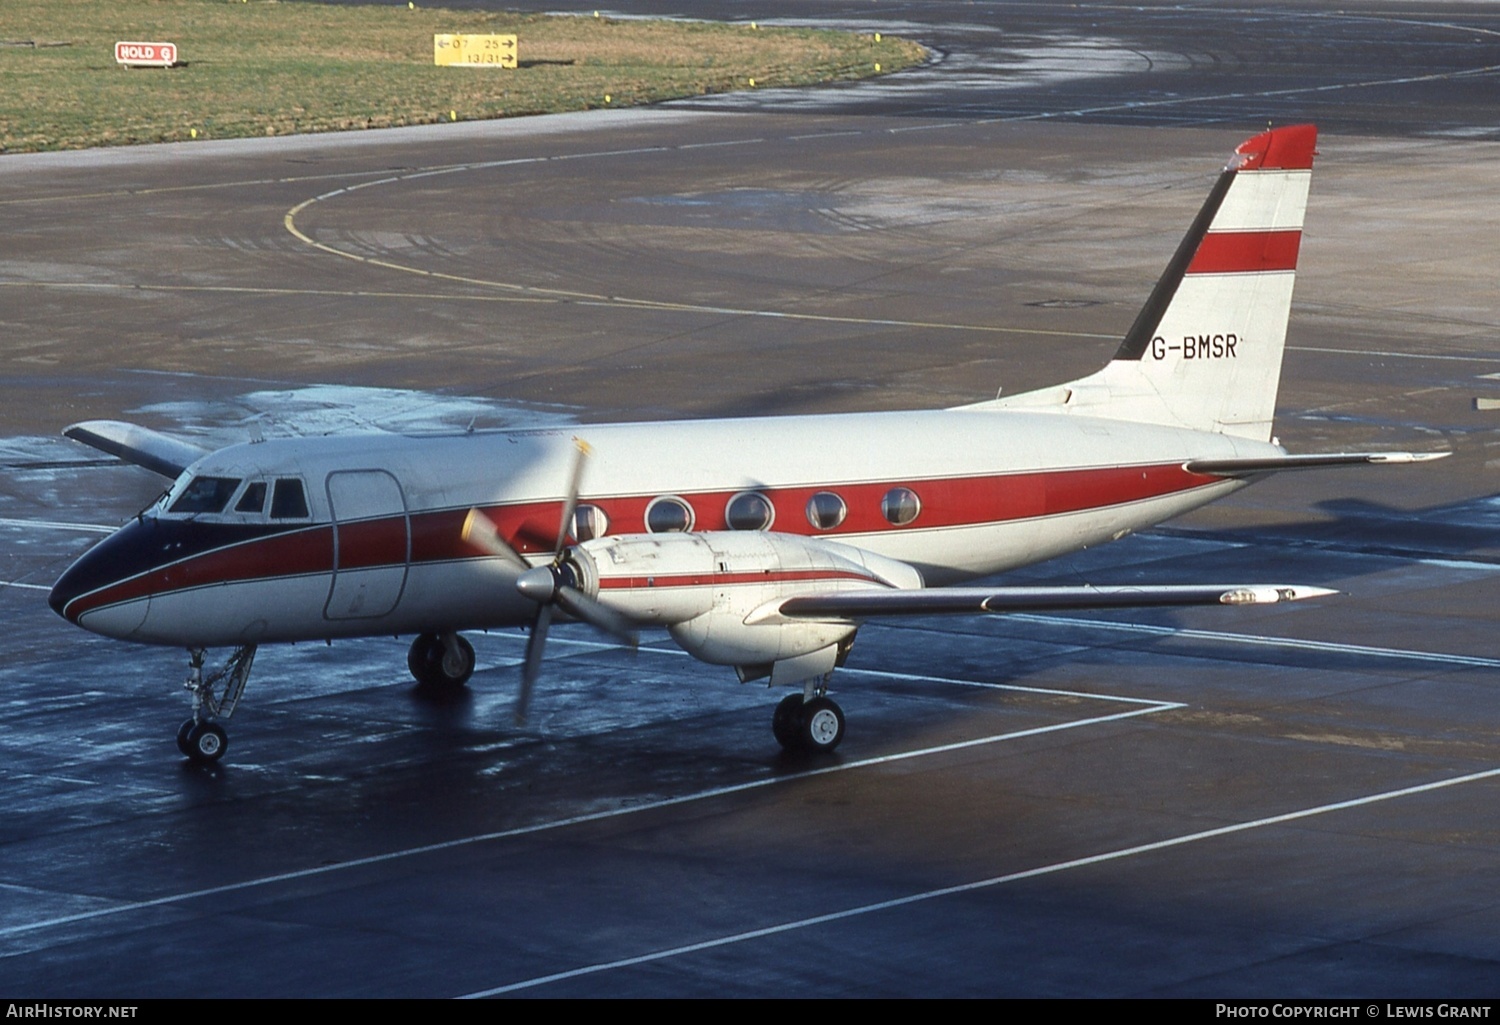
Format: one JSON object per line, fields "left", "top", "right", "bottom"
{"left": 115, "top": 41, "right": 178, "bottom": 67}
{"left": 434, "top": 34, "right": 517, "bottom": 68}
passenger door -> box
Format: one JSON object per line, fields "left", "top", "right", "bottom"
{"left": 324, "top": 469, "right": 409, "bottom": 620}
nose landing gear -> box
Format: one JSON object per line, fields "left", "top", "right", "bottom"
{"left": 178, "top": 645, "right": 256, "bottom": 764}
{"left": 177, "top": 718, "right": 228, "bottom": 762}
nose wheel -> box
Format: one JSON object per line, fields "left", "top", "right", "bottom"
{"left": 175, "top": 645, "right": 255, "bottom": 764}
{"left": 177, "top": 719, "right": 228, "bottom": 763}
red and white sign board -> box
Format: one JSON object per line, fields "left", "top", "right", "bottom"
{"left": 115, "top": 42, "right": 177, "bottom": 67}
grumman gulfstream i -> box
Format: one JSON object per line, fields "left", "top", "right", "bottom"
{"left": 49, "top": 125, "right": 1444, "bottom": 764}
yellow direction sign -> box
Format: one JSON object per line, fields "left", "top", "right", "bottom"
{"left": 434, "top": 34, "right": 517, "bottom": 67}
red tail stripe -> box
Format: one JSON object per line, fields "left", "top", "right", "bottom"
{"left": 1233, "top": 124, "right": 1317, "bottom": 171}
{"left": 1188, "top": 229, "right": 1301, "bottom": 274}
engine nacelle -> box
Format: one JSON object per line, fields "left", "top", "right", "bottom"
{"left": 570, "top": 531, "right": 921, "bottom": 670}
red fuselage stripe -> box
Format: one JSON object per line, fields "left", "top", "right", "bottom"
{"left": 598, "top": 569, "right": 878, "bottom": 591}
{"left": 66, "top": 462, "right": 1221, "bottom": 618}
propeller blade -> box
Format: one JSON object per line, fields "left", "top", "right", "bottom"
{"left": 554, "top": 585, "right": 639, "bottom": 649}
{"left": 554, "top": 438, "right": 592, "bottom": 555}
{"left": 517, "top": 602, "right": 554, "bottom": 725}
{"left": 508, "top": 436, "right": 609, "bottom": 726}
{"left": 461, "top": 508, "right": 528, "bottom": 570}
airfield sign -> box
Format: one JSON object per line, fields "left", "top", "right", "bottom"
{"left": 115, "top": 41, "right": 178, "bottom": 67}
{"left": 434, "top": 34, "right": 517, "bottom": 67}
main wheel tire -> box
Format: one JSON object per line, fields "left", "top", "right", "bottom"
{"left": 772, "top": 693, "right": 805, "bottom": 750}
{"left": 184, "top": 721, "right": 228, "bottom": 764}
{"left": 176, "top": 718, "right": 196, "bottom": 756}
{"left": 797, "top": 696, "right": 845, "bottom": 754}
{"left": 408, "top": 633, "right": 475, "bottom": 688}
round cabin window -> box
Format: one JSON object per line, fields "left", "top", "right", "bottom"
{"left": 805, "top": 491, "right": 847, "bottom": 531}
{"left": 573, "top": 503, "right": 609, "bottom": 542}
{"left": 645, "top": 496, "right": 695, "bottom": 533}
{"left": 881, "top": 487, "right": 921, "bottom": 526}
{"left": 725, "top": 491, "right": 775, "bottom": 531}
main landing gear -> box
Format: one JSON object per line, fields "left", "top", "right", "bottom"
{"left": 772, "top": 676, "right": 846, "bottom": 755}
{"left": 407, "top": 632, "right": 476, "bottom": 690}
{"left": 178, "top": 645, "right": 256, "bottom": 764}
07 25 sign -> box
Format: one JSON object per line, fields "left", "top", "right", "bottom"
{"left": 434, "top": 34, "right": 518, "bottom": 68}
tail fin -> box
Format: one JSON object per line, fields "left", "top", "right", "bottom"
{"left": 975, "top": 124, "right": 1317, "bottom": 441}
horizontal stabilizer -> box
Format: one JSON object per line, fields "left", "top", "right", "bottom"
{"left": 62, "top": 420, "right": 209, "bottom": 479}
{"left": 769, "top": 583, "right": 1335, "bottom": 621}
{"left": 1185, "top": 451, "right": 1450, "bottom": 478}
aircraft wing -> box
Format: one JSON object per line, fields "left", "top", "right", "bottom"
{"left": 63, "top": 420, "right": 209, "bottom": 479}
{"left": 759, "top": 583, "right": 1335, "bottom": 622}
{"left": 1185, "top": 451, "right": 1449, "bottom": 478}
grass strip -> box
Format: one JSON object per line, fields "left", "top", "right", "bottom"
{"left": 0, "top": 1, "right": 926, "bottom": 152}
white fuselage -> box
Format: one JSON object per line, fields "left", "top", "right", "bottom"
{"left": 53, "top": 406, "right": 1273, "bottom": 648}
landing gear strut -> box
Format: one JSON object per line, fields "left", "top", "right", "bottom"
{"left": 408, "top": 632, "right": 475, "bottom": 689}
{"left": 772, "top": 675, "right": 846, "bottom": 755}
{"left": 178, "top": 645, "right": 256, "bottom": 764}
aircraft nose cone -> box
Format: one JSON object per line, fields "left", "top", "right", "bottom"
{"left": 516, "top": 565, "right": 557, "bottom": 603}
{"left": 47, "top": 517, "right": 160, "bottom": 628}
{"left": 47, "top": 574, "right": 74, "bottom": 620}
{"left": 48, "top": 542, "right": 113, "bottom": 623}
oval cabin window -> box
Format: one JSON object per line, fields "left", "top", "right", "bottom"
{"left": 573, "top": 503, "right": 609, "bottom": 542}
{"left": 805, "top": 491, "right": 847, "bottom": 531}
{"left": 645, "top": 496, "right": 694, "bottom": 533}
{"left": 881, "top": 487, "right": 921, "bottom": 526}
{"left": 725, "top": 491, "right": 774, "bottom": 531}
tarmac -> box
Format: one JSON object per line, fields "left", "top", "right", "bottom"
{"left": 1, "top": 0, "right": 1498, "bottom": 998}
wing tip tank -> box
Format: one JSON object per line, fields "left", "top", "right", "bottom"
{"left": 1220, "top": 585, "right": 1338, "bottom": 605}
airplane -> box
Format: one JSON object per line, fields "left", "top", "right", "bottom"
{"left": 48, "top": 123, "right": 1446, "bottom": 764}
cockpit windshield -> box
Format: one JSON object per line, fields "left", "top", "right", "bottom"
{"left": 168, "top": 476, "right": 241, "bottom": 514}
{"left": 270, "top": 478, "right": 309, "bottom": 519}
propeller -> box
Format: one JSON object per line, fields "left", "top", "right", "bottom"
{"left": 461, "top": 438, "right": 637, "bottom": 724}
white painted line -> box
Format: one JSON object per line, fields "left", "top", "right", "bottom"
{"left": 551, "top": 145, "right": 672, "bottom": 162}
{"left": 528, "top": 634, "right": 1178, "bottom": 709}
{"left": 0, "top": 674, "right": 1170, "bottom": 941}
{"left": 0, "top": 517, "right": 114, "bottom": 534}
{"left": 677, "top": 138, "right": 766, "bottom": 149}
{"left": 461, "top": 765, "right": 1500, "bottom": 997}
{"left": 785, "top": 130, "right": 863, "bottom": 140}
{"left": 842, "top": 665, "right": 1178, "bottom": 708}
{"left": 1291, "top": 345, "right": 1500, "bottom": 364}
{"left": 1004, "top": 614, "right": 1500, "bottom": 670}
{"left": 1, "top": 581, "right": 51, "bottom": 592}
{"left": 976, "top": 60, "right": 1500, "bottom": 129}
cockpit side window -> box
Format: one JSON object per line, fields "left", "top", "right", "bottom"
{"left": 169, "top": 476, "right": 241, "bottom": 514}
{"left": 270, "top": 478, "right": 309, "bottom": 519}
{"left": 235, "top": 481, "right": 268, "bottom": 515}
